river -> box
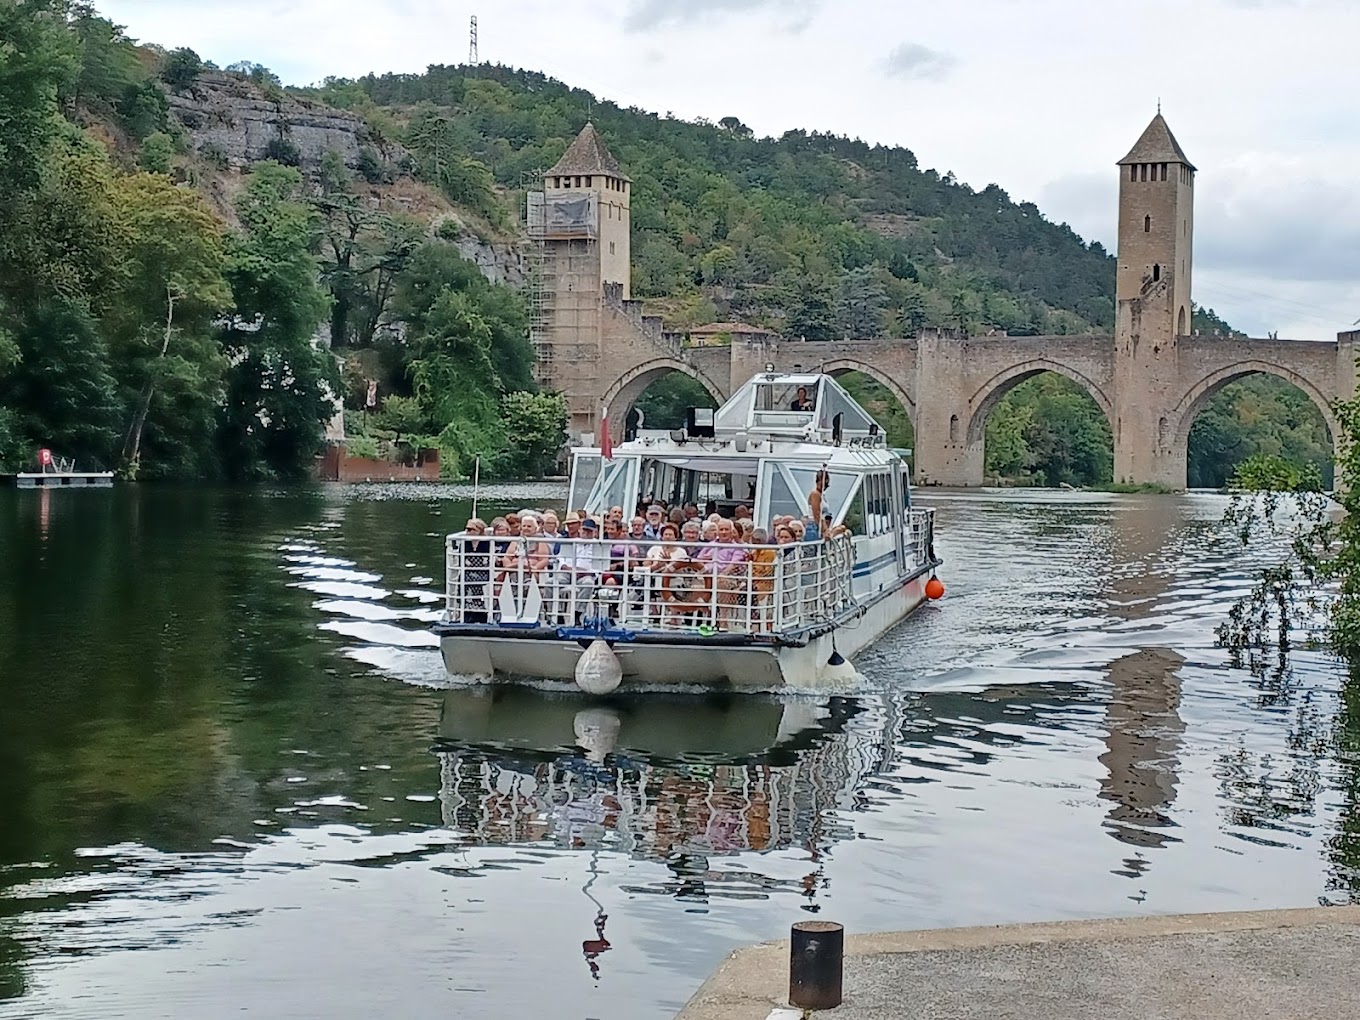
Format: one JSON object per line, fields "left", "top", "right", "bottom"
{"left": 1, "top": 484, "right": 1356, "bottom": 1019}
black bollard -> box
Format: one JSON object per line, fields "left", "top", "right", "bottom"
{"left": 789, "top": 920, "right": 844, "bottom": 1010}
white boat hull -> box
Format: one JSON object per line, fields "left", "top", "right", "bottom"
{"left": 439, "top": 571, "right": 932, "bottom": 690}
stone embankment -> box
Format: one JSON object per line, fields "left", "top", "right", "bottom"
{"left": 676, "top": 906, "right": 1360, "bottom": 1020}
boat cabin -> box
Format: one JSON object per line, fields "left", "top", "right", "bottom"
{"left": 568, "top": 373, "right": 909, "bottom": 533}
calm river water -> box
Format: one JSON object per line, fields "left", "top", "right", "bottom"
{"left": 2, "top": 485, "right": 1358, "bottom": 1019}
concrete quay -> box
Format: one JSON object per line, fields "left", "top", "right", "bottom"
{"left": 675, "top": 906, "right": 1360, "bottom": 1020}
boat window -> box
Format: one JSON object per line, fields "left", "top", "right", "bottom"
{"left": 755, "top": 381, "right": 816, "bottom": 413}
{"left": 568, "top": 452, "right": 602, "bottom": 510}
{"left": 786, "top": 466, "right": 858, "bottom": 525}
{"left": 584, "top": 457, "right": 637, "bottom": 513}
{"left": 815, "top": 384, "right": 876, "bottom": 435}
{"left": 875, "top": 473, "right": 893, "bottom": 535}
{"left": 762, "top": 466, "right": 803, "bottom": 524}
{"left": 842, "top": 477, "right": 865, "bottom": 534}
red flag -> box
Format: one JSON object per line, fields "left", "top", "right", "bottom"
{"left": 599, "top": 405, "right": 613, "bottom": 461}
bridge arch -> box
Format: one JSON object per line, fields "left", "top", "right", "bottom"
{"left": 819, "top": 358, "right": 917, "bottom": 422}
{"left": 601, "top": 358, "right": 727, "bottom": 434}
{"left": 1170, "top": 360, "right": 1340, "bottom": 449}
{"left": 966, "top": 359, "right": 1115, "bottom": 444}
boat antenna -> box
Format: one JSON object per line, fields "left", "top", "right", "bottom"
{"left": 471, "top": 455, "right": 482, "bottom": 518}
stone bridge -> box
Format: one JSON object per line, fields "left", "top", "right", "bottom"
{"left": 600, "top": 310, "right": 1359, "bottom": 487}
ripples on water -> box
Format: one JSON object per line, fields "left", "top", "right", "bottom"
{"left": 1, "top": 485, "right": 1358, "bottom": 1019}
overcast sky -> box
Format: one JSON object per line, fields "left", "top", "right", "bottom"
{"left": 101, "top": 0, "right": 1360, "bottom": 338}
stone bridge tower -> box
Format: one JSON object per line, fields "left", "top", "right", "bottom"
{"left": 528, "top": 124, "right": 633, "bottom": 438}
{"left": 1113, "top": 113, "right": 1197, "bottom": 486}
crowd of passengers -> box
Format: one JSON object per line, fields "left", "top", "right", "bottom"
{"left": 454, "top": 498, "right": 852, "bottom": 630}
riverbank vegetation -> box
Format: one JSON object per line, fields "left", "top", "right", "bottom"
{"left": 1217, "top": 425, "right": 1360, "bottom": 667}
{"left": 0, "top": 2, "right": 561, "bottom": 481}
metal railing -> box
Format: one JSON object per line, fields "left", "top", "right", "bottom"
{"left": 444, "top": 533, "right": 859, "bottom": 636}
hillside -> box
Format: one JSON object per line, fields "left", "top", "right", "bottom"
{"left": 305, "top": 64, "right": 1118, "bottom": 336}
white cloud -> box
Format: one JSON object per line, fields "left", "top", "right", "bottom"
{"left": 623, "top": 0, "right": 821, "bottom": 31}
{"left": 882, "top": 43, "right": 956, "bottom": 81}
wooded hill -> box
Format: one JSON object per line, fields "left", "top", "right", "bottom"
{"left": 308, "top": 64, "right": 1119, "bottom": 338}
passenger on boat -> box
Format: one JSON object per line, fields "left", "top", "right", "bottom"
{"left": 603, "top": 518, "right": 642, "bottom": 589}
{"left": 698, "top": 519, "right": 750, "bottom": 628}
{"left": 805, "top": 471, "right": 828, "bottom": 541}
{"left": 667, "top": 506, "right": 686, "bottom": 529}
{"left": 789, "top": 386, "right": 814, "bottom": 412}
{"left": 462, "top": 518, "right": 491, "bottom": 623}
{"left": 629, "top": 515, "right": 647, "bottom": 542}
{"left": 494, "top": 517, "right": 520, "bottom": 580}
{"left": 542, "top": 509, "right": 560, "bottom": 535}
{"left": 562, "top": 512, "right": 583, "bottom": 545}
{"left": 644, "top": 504, "right": 666, "bottom": 538}
{"left": 683, "top": 503, "right": 700, "bottom": 521}
{"left": 505, "top": 511, "right": 521, "bottom": 533}
{"left": 518, "top": 514, "right": 554, "bottom": 577}
{"left": 556, "top": 517, "right": 608, "bottom": 621}
{"left": 748, "top": 527, "right": 778, "bottom": 630}
{"left": 679, "top": 519, "right": 703, "bottom": 555}
{"left": 774, "top": 523, "right": 801, "bottom": 621}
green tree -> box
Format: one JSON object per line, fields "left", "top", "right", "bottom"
{"left": 138, "top": 131, "right": 175, "bottom": 173}
{"left": 633, "top": 373, "right": 715, "bottom": 430}
{"left": 501, "top": 391, "right": 567, "bottom": 477}
{"left": 216, "top": 162, "right": 334, "bottom": 480}
{"left": 837, "top": 266, "right": 886, "bottom": 338}
{"left": 785, "top": 276, "right": 836, "bottom": 340}
{"left": 160, "top": 47, "right": 205, "bottom": 91}
{"left": 370, "top": 394, "right": 429, "bottom": 441}
{"left": 106, "top": 172, "right": 230, "bottom": 476}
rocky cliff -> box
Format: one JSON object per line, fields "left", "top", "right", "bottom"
{"left": 166, "top": 71, "right": 405, "bottom": 172}
{"left": 165, "top": 73, "right": 527, "bottom": 289}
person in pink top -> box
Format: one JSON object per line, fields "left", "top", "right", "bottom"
{"left": 697, "top": 519, "right": 750, "bottom": 628}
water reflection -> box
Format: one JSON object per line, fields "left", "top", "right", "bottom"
{"left": 436, "top": 688, "right": 875, "bottom": 868}
{"left": 1098, "top": 649, "right": 1185, "bottom": 871}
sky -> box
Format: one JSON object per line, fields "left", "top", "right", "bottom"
{"left": 99, "top": 0, "right": 1360, "bottom": 339}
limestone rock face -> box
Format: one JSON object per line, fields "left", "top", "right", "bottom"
{"left": 167, "top": 71, "right": 405, "bottom": 171}
{"left": 453, "top": 233, "right": 526, "bottom": 289}
{"left": 166, "top": 73, "right": 528, "bottom": 292}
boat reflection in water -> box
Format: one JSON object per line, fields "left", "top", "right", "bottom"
{"left": 435, "top": 685, "right": 886, "bottom": 868}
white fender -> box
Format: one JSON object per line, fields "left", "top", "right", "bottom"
{"left": 575, "top": 639, "right": 623, "bottom": 695}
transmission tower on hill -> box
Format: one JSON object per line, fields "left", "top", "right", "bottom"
{"left": 469, "top": 15, "right": 478, "bottom": 65}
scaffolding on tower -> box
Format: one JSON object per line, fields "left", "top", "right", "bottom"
{"left": 525, "top": 178, "right": 603, "bottom": 420}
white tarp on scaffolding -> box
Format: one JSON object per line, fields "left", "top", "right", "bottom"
{"left": 527, "top": 191, "right": 598, "bottom": 239}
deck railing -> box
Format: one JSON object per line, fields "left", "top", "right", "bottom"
{"left": 443, "top": 510, "right": 935, "bottom": 637}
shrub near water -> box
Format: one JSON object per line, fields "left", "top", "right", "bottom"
{"left": 1217, "top": 413, "right": 1360, "bottom": 663}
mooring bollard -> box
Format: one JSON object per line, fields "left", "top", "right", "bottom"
{"left": 789, "top": 920, "right": 844, "bottom": 1010}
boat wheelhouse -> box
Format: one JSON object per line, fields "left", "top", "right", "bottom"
{"left": 435, "top": 372, "right": 941, "bottom": 691}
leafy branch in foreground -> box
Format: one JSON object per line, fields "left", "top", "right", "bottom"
{"left": 1218, "top": 397, "right": 1360, "bottom": 664}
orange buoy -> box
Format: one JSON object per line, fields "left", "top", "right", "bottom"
{"left": 925, "top": 577, "right": 945, "bottom": 600}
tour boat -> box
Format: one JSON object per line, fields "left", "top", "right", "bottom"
{"left": 433, "top": 371, "right": 943, "bottom": 692}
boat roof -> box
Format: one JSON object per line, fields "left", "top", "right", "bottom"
{"left": 573, "top": 373, "right": 903, "bottom": 476}
{"left": 712, "top": 372, "right": 880, "bottom": 440}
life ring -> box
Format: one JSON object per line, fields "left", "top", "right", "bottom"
{"left": 661, "top": 561, "right": 712, "bottom": 610}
